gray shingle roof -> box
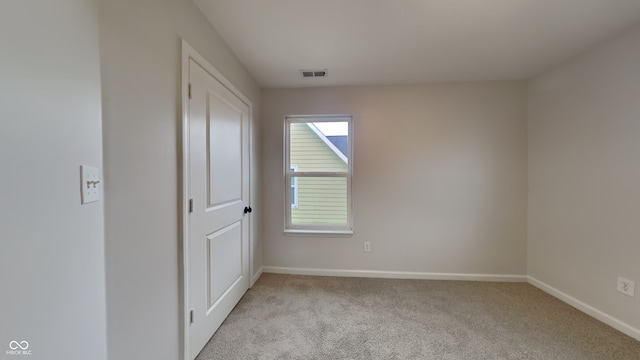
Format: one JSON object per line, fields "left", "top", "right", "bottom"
{"left": 326, "top": 136, "right": 348, "bottom": 157}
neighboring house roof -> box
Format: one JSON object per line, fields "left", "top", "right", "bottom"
{"left": 306, "top": 123, "right": 348, "bottom": 163}
{"left": 326, "top": 136, "right": 348, "bottom": 157}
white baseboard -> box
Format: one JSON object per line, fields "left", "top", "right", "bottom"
{"left": 251, "top": 266, "right": 264, "bottom": 287}
{"left": 262, "top": 266, "right": 527, "bottom": 282}
{"left": 528, "top": 276, "right": 640, "bottom": 341}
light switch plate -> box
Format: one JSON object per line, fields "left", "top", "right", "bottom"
{"left": 81, "top": 165, "right": 101, "bottom": 204}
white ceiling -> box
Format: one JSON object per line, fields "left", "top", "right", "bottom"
{"left": 194, "top": 0, "right": 640, "bottom": 88}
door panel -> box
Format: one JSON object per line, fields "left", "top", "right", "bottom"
{"left": 188, "top": 58, "right": 250, "bottom": 359}
{"left": 207, "top": 222, "right": 242, "bottom": 309}
{"left": 207, "top": 91, "right": 242, "bottom": 207}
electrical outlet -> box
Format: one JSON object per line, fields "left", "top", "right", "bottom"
{"left": 363, "top": 242, "right": 371, "bottom": 253}
{"left": 617, "top": 277, "right": 635, "bottom": 297}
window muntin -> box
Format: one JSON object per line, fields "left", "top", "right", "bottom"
{"left": 285, "top": 115, "right": 353, "bottom": 233}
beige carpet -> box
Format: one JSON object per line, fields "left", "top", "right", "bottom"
{"left": 196, "top": 274, "right": 640, "bottom": 360}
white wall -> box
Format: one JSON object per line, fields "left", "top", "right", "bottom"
{"left": 528, "top": 24, "right": 640, "bottom": 335}
{"left": 0, "top": 1, "right": 107, "bottom": 359}
{"left": 99, "top": 0, "right": 261, "bottom": 359}
{"left": 262, "top": 83, "right": 528, "bottom": 277}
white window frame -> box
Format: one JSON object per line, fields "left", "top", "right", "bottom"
{"left": 284, "top": 115, "right": 354, "bottom": 235}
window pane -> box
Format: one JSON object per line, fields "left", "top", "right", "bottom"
{"left": 290, "top": 122, "right": 349, "bottom": 173}
{"left": 290, "top": 176, "right": 347, "bottom": 226}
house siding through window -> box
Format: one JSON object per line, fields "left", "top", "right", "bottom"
{"left": 290, "top": 123, "right": 348, "bottom": 225}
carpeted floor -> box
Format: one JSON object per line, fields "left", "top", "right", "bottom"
{"left": 196, "top": 274, "right": 640, "bottom": 360}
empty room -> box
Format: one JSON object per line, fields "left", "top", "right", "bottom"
{"left": 2, "top": 0, "right": 640, "bottom": 359}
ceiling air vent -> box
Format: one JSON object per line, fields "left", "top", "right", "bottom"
{"left": 301, "top": 69, "right": 328, "bottom": 78}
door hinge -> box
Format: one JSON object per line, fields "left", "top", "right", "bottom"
{"left": 188, "top": 83, "right": 192, "bottom": 99}
{"left": 190, "top": 309, "right": 194, "bottom": 324}
{"left": 188, "top": 199, "right": 193, "bottom": 213}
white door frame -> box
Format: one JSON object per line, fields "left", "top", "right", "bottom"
{"left": 180, "top": 39, "right": 254, "bottom": 360}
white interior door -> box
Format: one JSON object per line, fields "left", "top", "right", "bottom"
{"left": 187, "top": 58, "right": 250, "bottom": 359}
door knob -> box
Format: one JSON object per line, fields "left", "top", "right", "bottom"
{"left": 244, "top": 206, "right": 253, "bottom": 214}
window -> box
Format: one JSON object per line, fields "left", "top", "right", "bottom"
{"left": 285, "top": 115, "right": 353, "bottom": 234}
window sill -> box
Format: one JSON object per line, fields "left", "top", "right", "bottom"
{"left": 284, "top": 229, "right": 353, "bottom": 237}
